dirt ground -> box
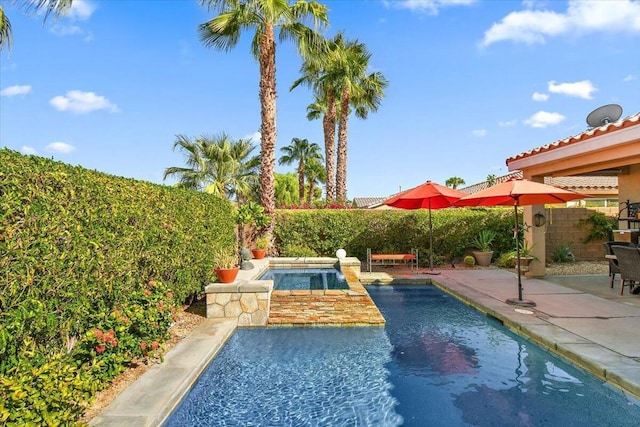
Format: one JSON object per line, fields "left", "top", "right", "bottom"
{"left": 80, "top": 260, "right": 608, "bottom": 423}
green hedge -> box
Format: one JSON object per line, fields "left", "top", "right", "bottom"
{"left": 0, "top": 149, "right": 235, "bottom": 424}
{"left": 274, "top": 208, "right": 516, "bottom": 265}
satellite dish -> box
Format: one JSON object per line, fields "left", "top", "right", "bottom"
{"left": 586, "top": 104, "right": 622, "bottom": 128}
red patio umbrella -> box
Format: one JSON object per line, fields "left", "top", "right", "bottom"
{"left": 384, "top": 181, "right": 467, "bottom": 272}
{"left": 455, "top": 178, "right": 588, "bottom": 306}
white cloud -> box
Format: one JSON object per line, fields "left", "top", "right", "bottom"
{"left": 46, "top": 142, "right": 75, "bottom": 154}
{"left": 50, "top": 25, "right": 83, "bottom": 36}
{"left": 384, "top": 0, "right": 476, "bottom": 15}
{"left": 1, "top": 85, "right": 32, "bottom": 97}
{"left": 532, "top": 92, "right": 549, "bottom": 101}
{"left": 498, "top": 119, "right": 517, "bottom": 127}
{"left": 49, "top": 90, "right": 119, "bottom": 114}
{"left": 623, "top": 74, "right": 637, "bottom": 82}
{"left": 523, "top": 111, "right": 566, "bottom": 128}
{"left": 480, "top": 0, "right": 640, "bottom": 47}
{"left": 21, "top": 146, "right": 37, "bottom": 155}
{"left": 244, "top": 131, "right": 261, "bottom": 144}
{"left": 49, "top": 1, "right": 96, "bottom": 38}
{"left": 472, "top": 129, "right": 487, "bottom": 137}
{"left": 548, "top": 80, "right": 596, "bottom": 99}
{"left": 67, "top": 0, "right": 97, "bottom": 21}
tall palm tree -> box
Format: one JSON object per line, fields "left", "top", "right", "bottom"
{"left": 198, "top": 0, "right": 328, "bottom": 226}
{"left": 1, "top": 0, "right": 73, "bottom": 51}
{"left": 445, "top": 177, "right": 465, "bottom": 189}
{"left": 301, "top": 93, "right": 337, "bottom": 202}
{"left": 293, "top": 33, "right": 387, "bottom": 204}
{"left": 291, "top": 35, "right": 338, "bottom": 203}
{"left": 330, "top": 39, "right": 387, "bottom": 203}
{"left": 304, "top": 157, "right": 326, "bottom": 205}
{"left": 278, "top": 137, "right": 323, "bottom": 204}
{"left": 163, "top": 133, "right": 259, "bottom": 201}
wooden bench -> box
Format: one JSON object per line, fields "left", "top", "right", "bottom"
{"left": 366, "top": 248, "right": 418, "bottom": 272}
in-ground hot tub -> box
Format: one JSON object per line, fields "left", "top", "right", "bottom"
{"left": 258, "top": 267, "right": 349, "bottom": 290}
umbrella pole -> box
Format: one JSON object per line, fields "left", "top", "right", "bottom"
{"left": 425, "top": 201, "right": 440, "bottom": 275}
{"left": 429, "top": 205, "right": 434, "bottom": 271}
{"left": 506, "top": 201, "right": 535, "bottom": 307}
{"left": 515, "top": 204, "right": 523, "bottom": 300}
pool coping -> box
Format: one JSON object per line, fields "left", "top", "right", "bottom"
{"left": 91, "top": 265, "right": 640, "bottom": 425}
{"left": 89, "top": 319, "right": 236, "bottom": 426}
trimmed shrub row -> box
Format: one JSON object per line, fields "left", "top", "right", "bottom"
{"left": 274, "top": 208, "right": 516, "bottom": 264}
{"left": 0, "top": 149, "right": 235, "bottom": 424}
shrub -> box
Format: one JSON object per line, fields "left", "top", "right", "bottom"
{"left": 0, "top": 149, "right": 236, "bottom": 422}
{"left": 281, "top": 244, "right": 318, "bottom": 257}
{"left": 578, "top": 212, "right": 616, "bottom": 243}
{"left": 552, "top": 245, "right": 575, "bottom": 263}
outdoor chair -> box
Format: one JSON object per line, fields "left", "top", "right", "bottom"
{"left": 603, "top": 241, "right": 637, "bottom": 288}
{"left": 610, "top": 245, "right": 640, "bottom": 295}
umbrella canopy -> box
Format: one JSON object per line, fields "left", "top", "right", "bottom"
{"left": 384, "top": 180, "right": 467, "bottom": 210}
{"left": 455, "top": 178, "right": 587, "bottom": 306}
{"left": 384, "top": 181, "right": 467, "bottom": 272}
{"left": 454, "top": 178, "right": 587, "bottom": 208}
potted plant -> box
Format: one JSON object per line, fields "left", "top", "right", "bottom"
{"left": 252, "top": 234, "right": 270, "bottom": 260}
{"left": 471, "top": 230, "right": 496, "bottom": 266}
{"left": 213, "top": 248, "right": 240, "bottom": 283}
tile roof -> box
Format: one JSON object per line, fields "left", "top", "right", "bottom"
{"left": 459, "top": 171, "right": 618, "bottom": 195}
{"left": 353, "top": 197, "right": 386, "bottom": 208}
{"left": 506, "top": 112, "right": 640, "bottom": 165}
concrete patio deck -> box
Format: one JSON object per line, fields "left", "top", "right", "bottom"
{"left": 91, "top": 267, "right": 640, "bottom": 426}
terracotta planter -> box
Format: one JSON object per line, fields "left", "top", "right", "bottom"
{"left": 472, "top": 251, "right": 494, "bottom": 267}
{"left": 214, "top": 266, "right": 240, "bottom": 283}
{"left": 251, "top": 249, "right": 267, "bottom": 260}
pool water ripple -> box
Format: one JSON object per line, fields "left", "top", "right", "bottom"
{"left": 165, "top": 285, "right": 640, "bottom": 426}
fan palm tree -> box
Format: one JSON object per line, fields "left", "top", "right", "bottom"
{"left": 1, "top": 0, "right": 73, "bottom": 51}
{"left": 304, "top": 157, "right": 326, "bottom": 205}
{"left": 163, "top": 133, "right": 259, "bottom": 201}
{"left": 198, "top": 0, "right": 328, "bottom": 225}
{"left": 445, "top": 176, "right": 465, "bottom": 189}
{"left": 278, "top": 137, "right": 323, "bottom": 204}
{"left": 291, "top": 37, "right": 337, "bottom": 203}
{"left": 328, "top": 39, "right": 387, "bottom": 203}
{"left": 293, "top": 33, "right": 387, "bottom": 204}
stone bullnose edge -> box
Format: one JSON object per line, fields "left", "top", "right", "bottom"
{"left": 90, "top": 319, "right": 237, "bottom": 427}
{"left": 238, "top": 280, "right": 273, "bottom": 293}
{"left": 205, "top": 279, "right": 273, "bottom": 293}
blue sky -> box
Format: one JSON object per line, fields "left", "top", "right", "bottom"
{"left": 1, "top": 0, "right": 639, "bottom": 199}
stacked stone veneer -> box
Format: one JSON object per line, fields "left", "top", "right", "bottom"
{"left": 204, "top": 257, "right": 362, "bottom": 327}
{"left": 205, "top": 279, "right": 272, "bottom": 327}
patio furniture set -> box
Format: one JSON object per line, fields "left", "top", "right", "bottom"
{"left": 603, "top": 241, "right": 640, "bottom": 295}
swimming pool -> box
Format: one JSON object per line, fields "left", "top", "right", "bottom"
{"left": 258, "top": 268, "right": 349, "bottom": 291}
{"left": 165, "top": 285, "right": 640, "bottom": 426}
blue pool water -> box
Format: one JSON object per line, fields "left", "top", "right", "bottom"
{"left": 258, "top": 268, "right": 349, "bottom": 290}
{"left": 165, "top": 286, "right": 640, "bottom": 426}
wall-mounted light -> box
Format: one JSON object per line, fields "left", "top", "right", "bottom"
{"left": 534, "top": 212, "right": 546, "bottom": 227}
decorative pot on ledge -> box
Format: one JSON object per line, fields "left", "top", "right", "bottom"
{"left": 214, "top": 266, "right": 240, "bottom": 283}
{"left": 251, "top": 249, "right": 267, "bottom": 260}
